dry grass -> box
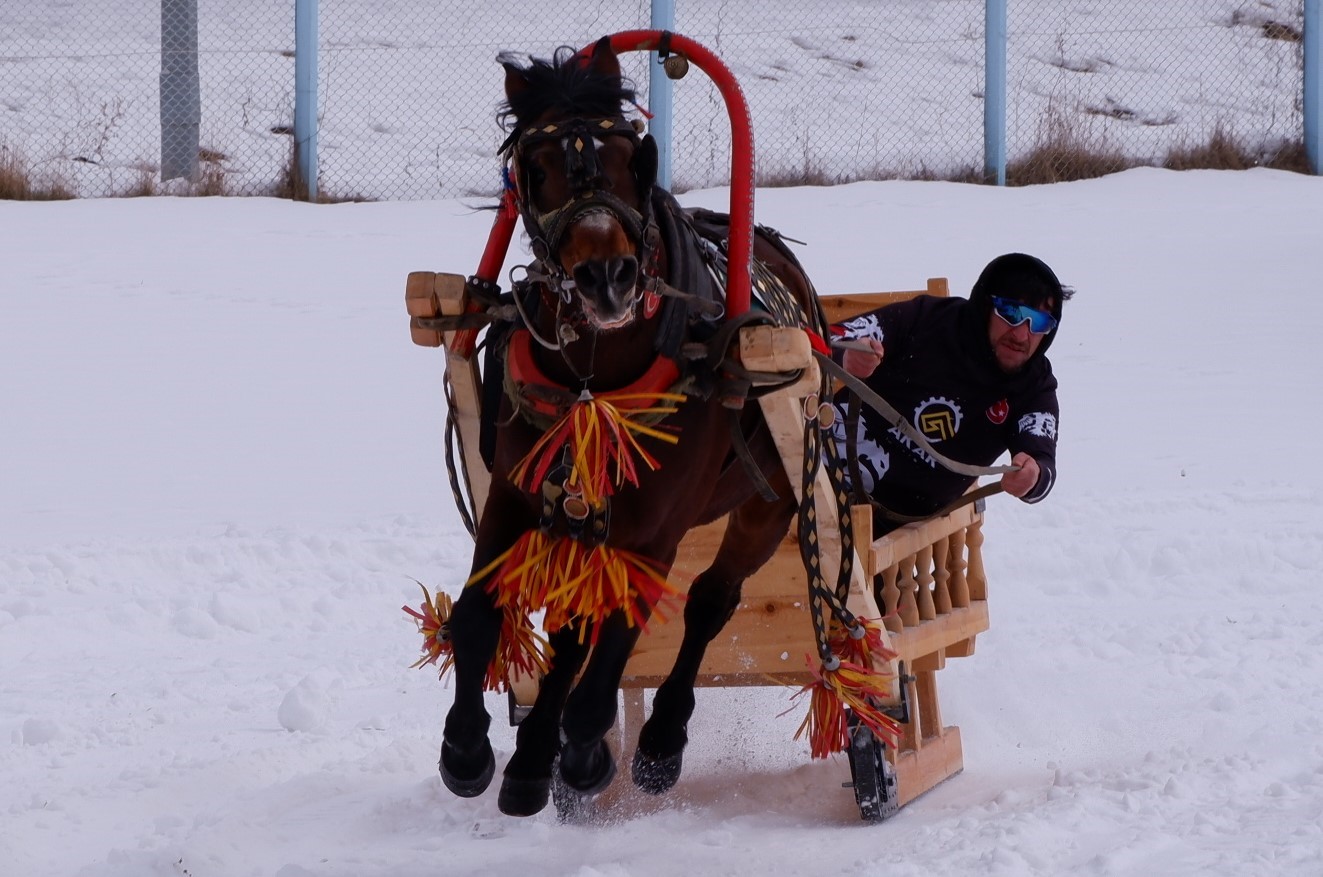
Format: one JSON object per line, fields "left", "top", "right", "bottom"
{"left": 1006, "top": 95, "right": 1134, "bottom": 185}
{"left": 1, "top": 144, "right": 75, "bottom": 200}
{"left": 1164, "top": 122, "right": 1312, "bottom": 173}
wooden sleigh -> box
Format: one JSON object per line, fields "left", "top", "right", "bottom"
{"left": 406, "top": 272, "right": 990, "bottom": 820}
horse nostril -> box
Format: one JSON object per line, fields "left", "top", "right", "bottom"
{"left": 610, "top": 256, "right": 638, "bottom": 292}
{"left": 573, "top": 262, "right": 605, "bottom": 295}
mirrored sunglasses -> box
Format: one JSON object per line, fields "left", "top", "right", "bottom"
{"left": 991, "top": 296, "right": 1057, "bottom": 334}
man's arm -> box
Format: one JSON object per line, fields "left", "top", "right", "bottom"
{"left": 1005, "top": 391, "right": 1059, "bottom": 503}
{"left": 1002, "top": 451, "right": 1054, "bottom": 501}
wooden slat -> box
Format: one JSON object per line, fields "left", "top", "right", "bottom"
{"left": 819, "top": 277, "right": 949, "bottom": 324}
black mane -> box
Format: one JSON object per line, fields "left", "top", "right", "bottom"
{"left": 498, "top": 46, "right": 637, "bottom": 132}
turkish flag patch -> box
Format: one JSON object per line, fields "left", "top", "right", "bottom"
{"left": 986, "top": 399, "right": 1009, "bottom": 424}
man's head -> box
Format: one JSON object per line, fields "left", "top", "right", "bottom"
{"left": 970, "top": 253, "right": 1072, "bottom": 373}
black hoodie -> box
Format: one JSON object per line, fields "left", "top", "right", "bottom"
{"left": 833, "top": 262, "right": 1061, "bottom": 523}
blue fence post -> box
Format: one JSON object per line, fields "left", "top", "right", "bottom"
{"left": 294, "top": 0, "right": 319, "bottom": 200}
{"left": 649, "top": 0, "right": 676, "bottom": 190}
{"left": 160, "top": 0, "right": 200, "bottom": 182}
{"left": 984, "top": 0, "right": 1007, "bottom": 185}
{"left": 1307, "top": 0, "right": 1321, "bottom": 174}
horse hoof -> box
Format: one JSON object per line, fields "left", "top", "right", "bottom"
{"left": 558, "top": 740, "right": 617, "bottom": 796}
{"left": 631, "top": 747, "right": 683, "bottom": 795}
{"left": 551, "top": 769, "right": 597, "bottom": 824}
{"left": 439, "top": 737, "right": 495, "bottom": 798}
{"left": 497, "top": 773, "right": 552, "bottom": 817}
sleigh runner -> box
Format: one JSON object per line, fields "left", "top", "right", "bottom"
{"left": 403, "top": 32, "right": 993, "bottom": 822}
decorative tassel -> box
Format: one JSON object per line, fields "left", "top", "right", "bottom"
{"left": 402, "top": 581, "right": 551, "bottom": 693}
{"left": 791, "top": 619, "right": 901, "bottom": 759}
{"left": 470, "top": 530, "right": 681, "bottom": 645}
{"left": 402, "top": 582, "right": 455, "bottom": 677}
{"left": 510, "top": 391, "right": 685, "bottom": 506}
{"left": 831, "top": 617, "right": 895, "bottom": 670}
{"left": 485, "top": 605, "right": 550, "bottom": 692}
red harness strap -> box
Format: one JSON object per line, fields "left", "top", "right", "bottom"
{"left": 505, "top": 328, "right": 682, "bottom": 418}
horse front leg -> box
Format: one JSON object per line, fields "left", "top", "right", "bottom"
{"left": 439, "top": 582, "right": 501, "bottom": 796}
{"left": 439, "top": 485, "right": 536, "bottom": 799}
{"left": 497, "top": 625, "right": 591, "bottom": 817}
{"left": 632, "top": 493, "right": 794, "bottom": 794}
{"left": 557, "top": 611, "right": 646, "bottom": 798}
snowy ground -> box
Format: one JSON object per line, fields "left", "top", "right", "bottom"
{"left": 4, "top": 168, "right": 1323, "bottom": 875}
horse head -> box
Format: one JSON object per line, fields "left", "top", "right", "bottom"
{"left": 501, "top": 37, "right": 660, "bottom": 332}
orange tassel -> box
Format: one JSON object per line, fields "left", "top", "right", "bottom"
{"left": 510, "top": 392, "right": 684, "bottom": 506}
{"left": 471, "top": 530, "right": 681, "bottom": 644}
{"left": 485, "top": 606, "right": 551, "bottom": 692}
{"left": 402, "top": 582, "right": 551, "bottom": 693}
{"left": 790, "top": 620, "right": 901, "bottom": 759}
{"left": 402, "top": 582, "right": 455, "bottom": 678}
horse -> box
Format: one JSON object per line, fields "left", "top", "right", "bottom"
{"left": 436, "top": 36, "right": 829, "bottom": 818}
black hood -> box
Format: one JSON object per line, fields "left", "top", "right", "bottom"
{"left": 963, "top": 253, "right": 1065, "bottom": 375}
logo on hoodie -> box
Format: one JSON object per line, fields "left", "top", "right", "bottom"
{"left": 986, "top": 399, "right": 1009, "bottom": 424}
{"left": 1018, "top": 412, "right": 1057, "bottom": 439}
{"left": 914, "top": 396, "right": 961, "bottom": 442}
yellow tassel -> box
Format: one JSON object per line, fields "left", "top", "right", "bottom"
{"left": 402, "top": 582, "right": 455, "bottom": 678}
{"left": 472, "top": 531, "right": 681, "bottom": 646}
{"left": 510, "top": 392, "right": 685, "bottom": 506}
{"left": 790, "top": 621, "right": 901, "bottom": 759}
{"left": 486, "top": 606, "right": 551, "bottom": 692}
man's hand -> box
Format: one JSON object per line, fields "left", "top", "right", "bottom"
{"left": 1001, "top": 452, "right": 1040, "bottom": 497}
{"left": 841, "top": 337, "right": 885, "bottom": 377}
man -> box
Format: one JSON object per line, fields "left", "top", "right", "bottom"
{"left": 833, "top": 252, "right": 1072, "bottom": 533}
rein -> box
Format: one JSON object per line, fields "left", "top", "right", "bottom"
{"left": 814, "top": 351, "right": 1017, "bottom": 480}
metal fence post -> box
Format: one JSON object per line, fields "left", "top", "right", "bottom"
{"left": 984, "top": 0, "right": 1007, "bottom": 185}
{"left": 1307, "top": 0, "right": 1321, "bottom": 175}
{"left": 649, "top": 0, "right": 676, "bottom": 190}
{"left": 294, "top": 0, "right": 319, "bottom": 200}
{"left": 160, "top": 0, "right": 200, "bottom": 182}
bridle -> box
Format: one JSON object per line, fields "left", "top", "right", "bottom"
{"left": 501, "top": 115, "right": 661, "bottom": 314}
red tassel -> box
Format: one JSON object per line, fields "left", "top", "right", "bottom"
{"left": 402, "top": 582, "right": 455, "bottom": 678}
{"left": 510, "top": 393, "right": 683, "bottom": 506}
{"left": 472, "top": 530, "right": 681, "bottom": 646}
{"left": 485, "top": 606, "right": 550, "bottom": 692}
{"left": 790, "top": 620, "right": 901, "bottom": 758}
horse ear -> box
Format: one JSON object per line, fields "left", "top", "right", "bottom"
{"left": 586, "top": 35, "right": 621, "bottom": 79}
{"left": 503, "top": 60, "right": 529, "bottom": 105}
{"left": 633, "top": 133, "right": 659, "bottom": 192}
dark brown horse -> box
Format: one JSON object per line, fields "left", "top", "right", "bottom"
{"left": 439, "top": 36, "right": 826, "bottom": 817}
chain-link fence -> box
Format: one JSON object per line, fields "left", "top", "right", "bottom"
{"left": 0, "top": 1, "right": 1309, "bottom": 200}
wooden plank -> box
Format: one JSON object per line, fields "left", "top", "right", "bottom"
{"left": 890, "top": 725, "right": 965, "bottom": 807}
{"left": 444, "top": 350, "right": 490, "bottom": 516}
{"left": 888, "top": 602, "right": 989, "bottom": 663}
{"left": 819, "top": 277, "right": 949, "bottom": 324}
{"left": 866, "top": 504, "right": 979, "bottom": 574}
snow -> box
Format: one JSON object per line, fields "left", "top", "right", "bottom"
{"left": 6, "top": 168, "right": 1323, "bottom": 876}
{"left": 5, "top": 8, "right": 1323, "bottom": 875}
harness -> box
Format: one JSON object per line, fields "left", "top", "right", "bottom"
{"left": 502, "top": 115, "right": 659, "bottom": 289}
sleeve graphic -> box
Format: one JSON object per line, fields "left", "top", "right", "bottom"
{"left": 1017, "top": 412, "right": 1057, "bottom": 439}
{"left": 840, "top": 313, "right": 885, "bottom": 343}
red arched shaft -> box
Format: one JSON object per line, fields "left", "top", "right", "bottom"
{"left": 591, "top": 30, "right": 755, "bottom": 318}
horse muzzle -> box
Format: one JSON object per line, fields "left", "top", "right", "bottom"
{"left": 571, "top": 254, "right": 640, "bottom": 329}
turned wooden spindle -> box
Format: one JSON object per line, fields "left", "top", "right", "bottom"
{"left": 881, "top": 565, "right": 903, "bottom": 632}
{"left": 897, "top": 557, "right": 920, "bottom": 628}
{"left": 948, "top": 526, "right": 970, "bottom": 608}
{"left": 915, "top": 544, "right": 936, "bottom": 621}
{"left": 933, "top": 534, "right": 952, "bottom": 616}
{"left": 966, "top": 517, "right": 987, "bottom": 602}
